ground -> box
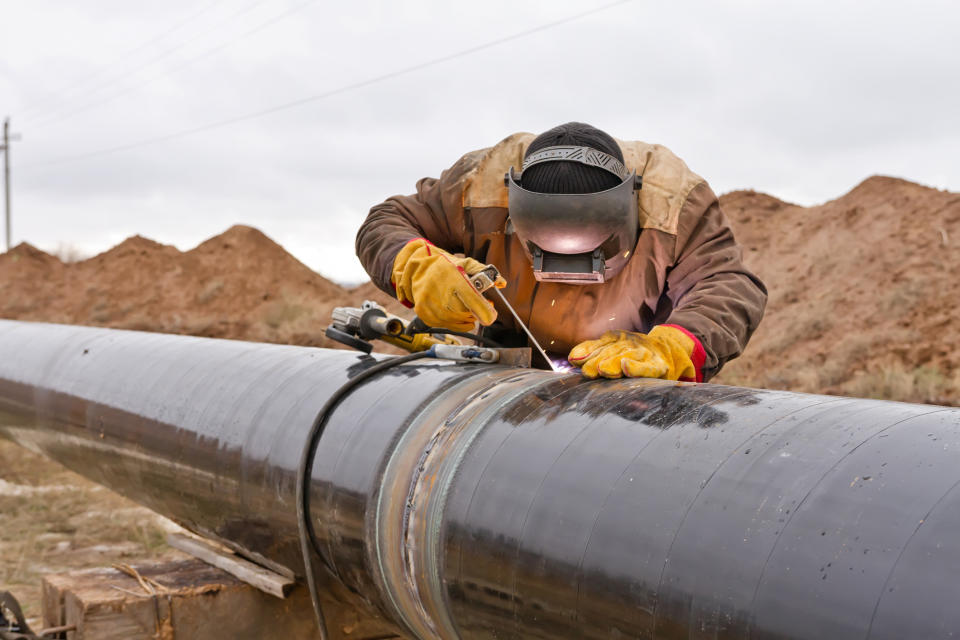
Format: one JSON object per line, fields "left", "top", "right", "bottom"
{"left": 0, "top": 438, "right": 185, "bottom": 626}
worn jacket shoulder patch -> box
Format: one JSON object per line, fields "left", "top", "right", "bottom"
{"left": 616, "top": 139, "right": 705, "bottom": 236}
{"left": 462, "top": 132, "right": 535, "bottom": 209}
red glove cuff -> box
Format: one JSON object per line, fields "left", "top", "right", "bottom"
{"left": 662, "top": 324, "right": 706, "bottom": 383}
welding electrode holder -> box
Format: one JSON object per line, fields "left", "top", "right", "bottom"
{"left": 468, "top": 265, "right": 501, "bottom": 294}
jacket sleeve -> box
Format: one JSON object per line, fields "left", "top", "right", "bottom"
{"left": 664, "top": 182, "right": 767, "bottom": 381}
{"left": 355, "top": 151, "right": 482, "bottom": 294}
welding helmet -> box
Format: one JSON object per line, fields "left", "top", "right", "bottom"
{"left": 505, "top": 145, "right": 641, "bottom": 284}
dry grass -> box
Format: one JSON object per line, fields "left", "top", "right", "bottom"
{"left": 841, "top": 362, "right": 960, "bottom": 406}
{"left": 718, "top": 358, "right": 959, "bottom": 407}
{"left": 0, "top": 438, "right": 184, "bottom": 626}
{"left": 262, "top": 296, "right": 308, "bottom": 329}
{"left": 195, "top": 279, "right": 225, "bottom": 305}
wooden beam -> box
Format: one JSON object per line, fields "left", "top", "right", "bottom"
{"left": 41, "top": 559, "right": 403, "bottom": 640}
{"left": 166, "top": 533, "right": 294, "bottom": 599}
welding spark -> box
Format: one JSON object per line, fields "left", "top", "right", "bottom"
{"left": 550, "top": 358, "right": 573, "bottom": 373}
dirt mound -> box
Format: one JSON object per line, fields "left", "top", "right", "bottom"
{"left": 0, "top": 225, "right": 406, "bottom": 349}
{"left": 720, "top": 189, "right": 794, "bottom": 215}
{"left": 715, "top": 175, "right": 960, "bottom": 405}
{"left": 0, "top": 243, "right": 67, "bottom": 320}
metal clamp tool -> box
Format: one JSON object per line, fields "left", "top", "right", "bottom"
{"left": 468, "top": 265, "right": 556, "bottom": 371}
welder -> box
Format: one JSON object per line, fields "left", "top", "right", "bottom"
{"left": 355, "top": 122, "right": 766, "bottom": 381}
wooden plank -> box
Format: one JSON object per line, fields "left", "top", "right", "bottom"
{"left": 166, "top": 533, "right": 294, "bottom": 599}
{"left": 41, "top": 575, "right": 67, "bottom": 630}
{"left": 64, "top": 587, "right": 165, "bottom": 640}
{"left": 40, "top": 559, "right": 323, "bottom": 640}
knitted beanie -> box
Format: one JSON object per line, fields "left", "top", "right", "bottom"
{"left": 521, "top": 122, "right": 624, "bottom": 194}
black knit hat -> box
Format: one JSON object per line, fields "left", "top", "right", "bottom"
{"left": 522, "top": 122, "right": 624, "bottom": 194}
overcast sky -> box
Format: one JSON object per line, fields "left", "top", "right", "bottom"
{"left": 1, "top": 0, "right": 957, "bottom": 283}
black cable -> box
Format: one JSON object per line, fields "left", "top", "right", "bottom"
{"left": 295, "top": 351, "right": 432, "bottom": 639}
{"left": 422, "top": 327, "right": 503, "bottom": 348}
{"left": 404, "top": 317, "right": 504, "bottom": 348}
{"left": 0, "top": 591, "right": 36, "bottom": 639}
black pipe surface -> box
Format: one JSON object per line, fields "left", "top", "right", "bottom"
{"left": 1, "top": 320, "right": 959, "bottom": 639}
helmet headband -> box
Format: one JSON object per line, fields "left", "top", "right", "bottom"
{"left": 522, "top": 145, "right": 630, "bottom": 182}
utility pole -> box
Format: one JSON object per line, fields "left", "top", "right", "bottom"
{"left": 2, "top": 118, "right": 21, "bottom": 252}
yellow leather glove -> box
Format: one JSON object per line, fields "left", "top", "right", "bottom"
{"left": 568, "top": 325, "right": 703, "bottom": 381}
{"left": 391, "top": 238, "right": 506, "bottom": 332}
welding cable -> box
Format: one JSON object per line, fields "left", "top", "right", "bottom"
{"left": 424, "top": 327, "right": 503, "bottom": 348}
{"left": 296, "top": 350, "right": 433, "bottom": 639}
{"left": 404, "top": 317, "right": 504, "bottom": 348}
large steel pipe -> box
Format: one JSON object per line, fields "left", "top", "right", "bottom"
{"left": 1, "top": 319, "right": 960, "bottom": 639}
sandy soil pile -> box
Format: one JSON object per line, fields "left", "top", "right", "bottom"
{"left": 0, "top": 224, "right": 406, "bottom": 348}
{"left": 715, "top": 176, "right": 959, "bottom": 405}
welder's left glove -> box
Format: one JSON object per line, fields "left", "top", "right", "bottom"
{"left": 391, "top": 238, "right": 506, "bottom": 332}
{"left": 568, "top": 325, "right": 704, "bottom": 381}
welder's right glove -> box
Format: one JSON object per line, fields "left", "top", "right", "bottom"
{"left": 568, "top": 325, "right": 704, "bottom": 381}
{"left": 391, "top": 238, "right": 506, "bottom": 332}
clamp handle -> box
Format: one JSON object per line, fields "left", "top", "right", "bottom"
{"left": 469, "top": 265, "right": 502, "bottom": 295}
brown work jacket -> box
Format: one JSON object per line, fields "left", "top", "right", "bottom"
{"left": 356, "top": 133, "right": 767, "bottom": 380}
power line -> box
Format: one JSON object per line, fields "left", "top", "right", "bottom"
{"left": 25, "top": 0, "right": 266, "bottom": 124}
{"left": 23, "top": 0, "right": 269, "bottom": 125}
{"left": 23, "top": 0, "right": 632, "bottom": 171}
{"left": 28, "top": 0, "right": 318, "bottom": 130}
{"left": 19, "top": 0, "right": 225, "bottom": 116}
{"left": 103, "top": 0, "right": 228, "bottom": 60}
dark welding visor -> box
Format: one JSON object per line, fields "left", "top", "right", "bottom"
{"left": 505, "top": 164, "right": 641, "bottom": 284}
